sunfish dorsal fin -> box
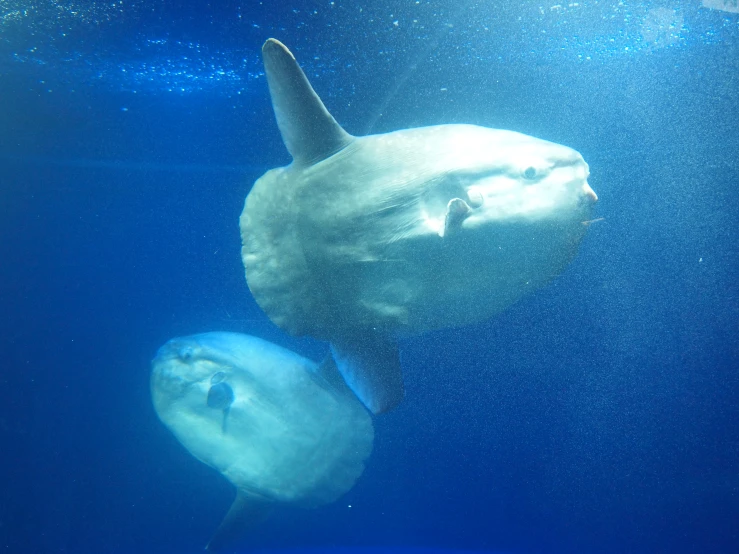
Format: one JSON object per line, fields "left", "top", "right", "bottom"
{"left": 262, "top": 38, "right": 354, "bottom": 164}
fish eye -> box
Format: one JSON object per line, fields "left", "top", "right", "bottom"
{"left": 522, "top": 166, "right": 537, "bottom": 180}
{"left": 211, "top": 371, "right": 227, "bottom": 385}
{"left": 178, "top": 346, "right": 195, "bottom": 362}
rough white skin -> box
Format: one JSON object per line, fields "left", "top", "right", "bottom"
{"left": 151, "top": 332, "right": 373, "bottom": 506}
{"left": 241, "top": 123, "right": 597, "bottom": 342}
{"left": 702, "top": 0, "right": 739, "bottom": 14}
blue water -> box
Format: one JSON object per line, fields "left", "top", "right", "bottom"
{"left": 1, "top": 1, "right": 738, "bottom": 553}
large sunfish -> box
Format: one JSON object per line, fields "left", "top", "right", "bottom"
{"left": 151, "top": 332, "right": 373, "bottom": 551}
{"left": 241, "top": 39, "right": 598, "bottom": 415}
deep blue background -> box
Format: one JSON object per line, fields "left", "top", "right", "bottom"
{"left": 1, "top": 1, "right": 738, "bottom": 553}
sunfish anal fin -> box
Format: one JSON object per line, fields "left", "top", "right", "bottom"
{"left": 314, "top": 353, "right": 354, "bottom": 395}
{"left": 330, "top": 335, "right": 404, "bottom": 414}
{"left": 205, "top": 490, "right": 273, "bottom": 552}
{"left": 443, "top": 198, "right": 471, "bottom": 237}
{"left": 262, "top": 38, "right": 354, "bottom": 165}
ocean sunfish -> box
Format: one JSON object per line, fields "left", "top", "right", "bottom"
{"left": 240, "top": 39, "right": 598, "bottom": 415}
{"left": 151, "top": 332, "right": 374, "bottom": 551}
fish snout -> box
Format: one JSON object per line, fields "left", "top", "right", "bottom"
{"left": 582, "top": 182, "right": 598, "bottom": 203}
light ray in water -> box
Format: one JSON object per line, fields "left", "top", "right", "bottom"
{"left": 1, "top": 155, "right": 268, "bottom": 174}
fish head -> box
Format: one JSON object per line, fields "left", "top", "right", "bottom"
{"left": 379, "top": 124, "right": 600, "bottom": 333}
{"left": 463, "top": 131, "right": 596, "bottom": 228}
{"left": 151, "top": 332, "right": 241, "bottom": 419}
{"left": 419, "top": 125, "right": 597, "bottom": 238}
{"left": 150, "top": 332, "right": 274, "bottom": 479}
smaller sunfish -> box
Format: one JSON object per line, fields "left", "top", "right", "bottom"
{"left": 151, "top": 332, "right": 374, "bottom": 551}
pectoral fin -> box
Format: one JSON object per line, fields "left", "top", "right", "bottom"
{"left": 205, "top": 490, "right": 273, "bottom": 552}
{"left": 443, "top": 198, "right": 471, "bottom": 237}
{"left": 330, "top": 334, "right": 404, "bottom": 414}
